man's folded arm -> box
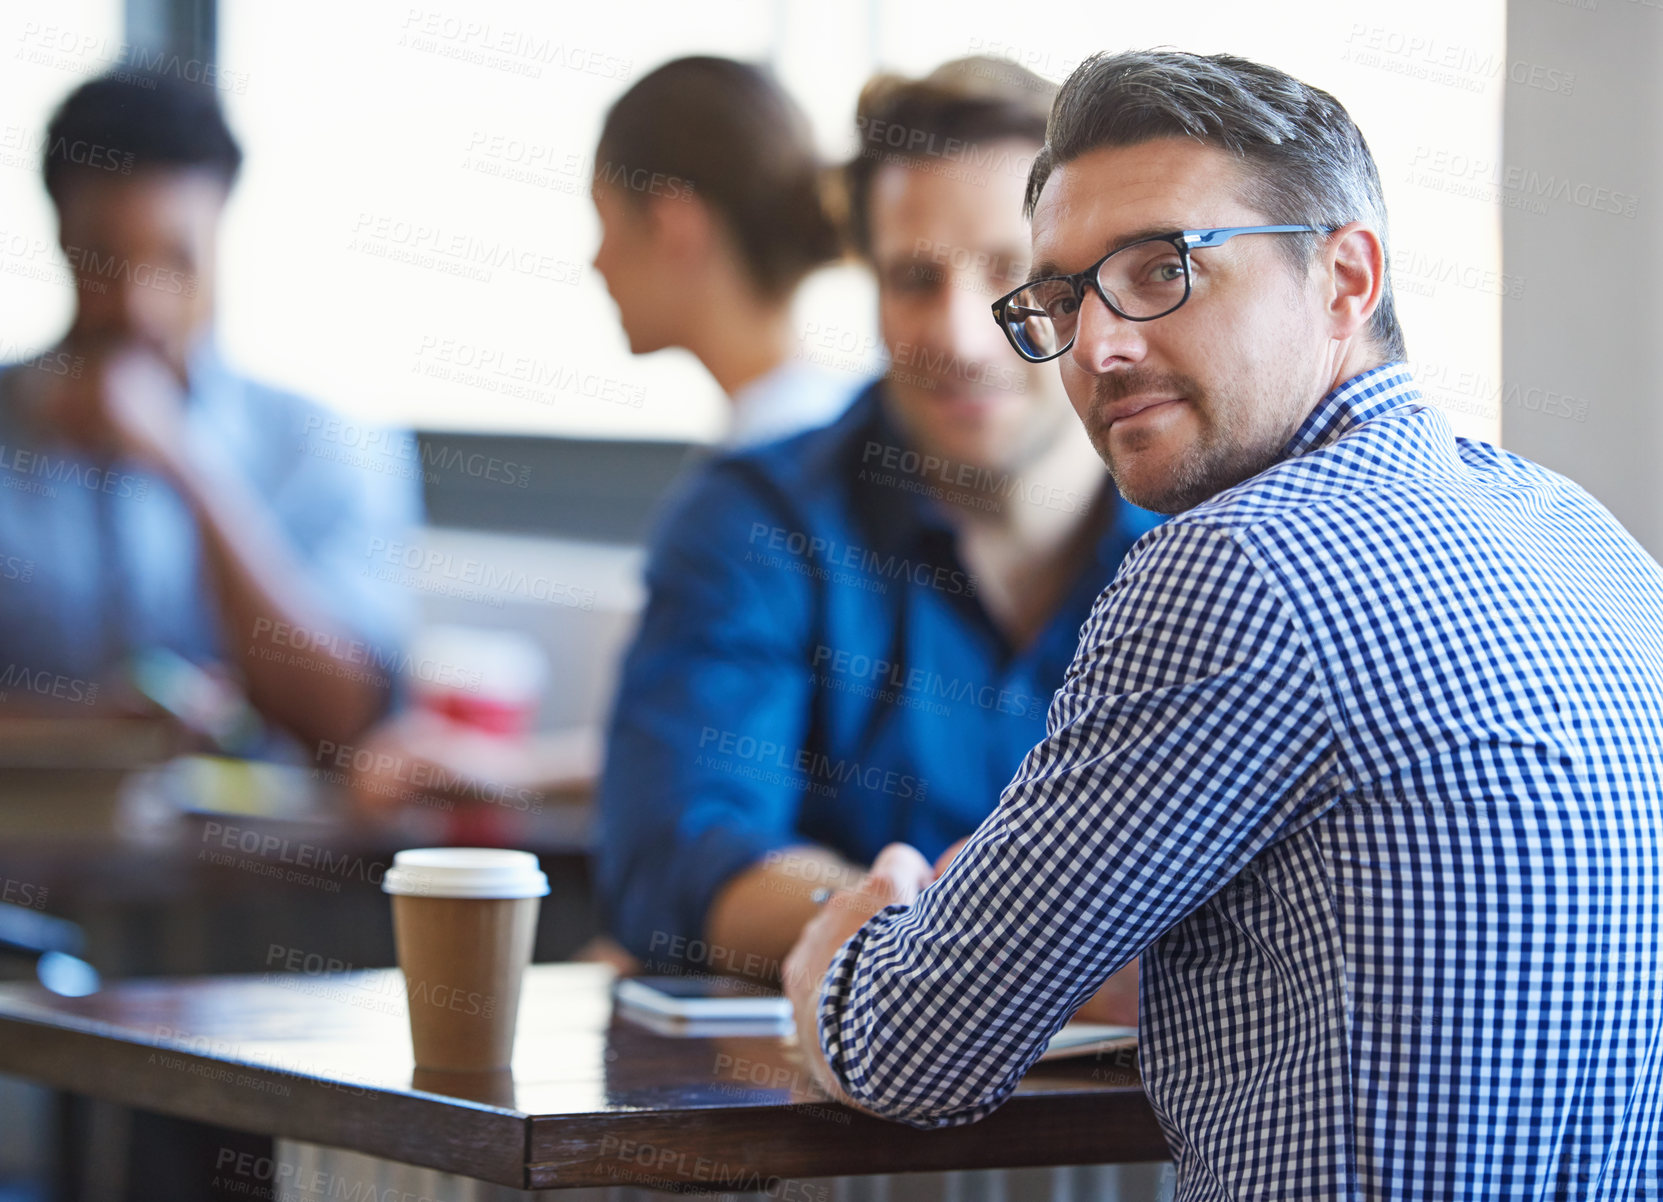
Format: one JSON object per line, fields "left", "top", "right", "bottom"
{"left": 596, "top": 463, "right": 822, "bottom": 967}
{"left": 814, "top": 523, "right": 1350, "bottom": 1126}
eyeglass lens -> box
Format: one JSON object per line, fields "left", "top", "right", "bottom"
{"left": 1002, "top": 240, "right": 1189, "bottom": 359}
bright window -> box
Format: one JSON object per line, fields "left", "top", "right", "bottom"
{"left": 0, "top": 0, "right": 127, "bottom": 359}
{"left": 217, "top": 2, "right": 1503, "bottom": 442}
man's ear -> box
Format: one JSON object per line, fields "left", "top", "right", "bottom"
{"left": 1322, "top": 221, "right": 1385, "bottom": 343}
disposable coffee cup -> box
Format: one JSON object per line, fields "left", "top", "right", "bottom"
{"left": 410, "top": 1065, "right": 519, "bottom": 1108}
{"left": 382, "top": 848, "right": 548, "bottom": 1071}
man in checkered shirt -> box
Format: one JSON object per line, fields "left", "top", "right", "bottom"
{"left": 784, "top": 50, "right": 1663, "bottom": 1200}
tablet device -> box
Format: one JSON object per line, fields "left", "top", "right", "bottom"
{"left": 614, "top": 976, "right": 1138, "bottom": 1055}
{"left": 1037, "top": 1022, "right": 1139, "bottom": 1061}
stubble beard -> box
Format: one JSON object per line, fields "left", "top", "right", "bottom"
{"left": 1087, "top": 369, "right": 1301, "bottom": 515}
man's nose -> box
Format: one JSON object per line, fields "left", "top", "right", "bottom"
{"left": 1068, "top": 286, "right": 1148, "bottom": 373}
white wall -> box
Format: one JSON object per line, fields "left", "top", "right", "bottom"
{"left": 1503, "top": 0, "right": 1663, "bottom": 557}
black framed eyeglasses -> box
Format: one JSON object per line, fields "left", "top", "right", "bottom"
{"left": 990, "top": 224, "right": 1330, "bottom": 363}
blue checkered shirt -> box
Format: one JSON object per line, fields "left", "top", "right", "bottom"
{"left": 817, "top": 364, "right": 1663, "bottom": 1200}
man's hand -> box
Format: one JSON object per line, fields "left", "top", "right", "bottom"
{"left": 25, "top": 340, "right": 190, "bottom": 478}
{"left": 96, "top": 344, "right": 191, "bottom": 476}
{"left": 782, "top": 842, "right": 933, "bottom": 1107}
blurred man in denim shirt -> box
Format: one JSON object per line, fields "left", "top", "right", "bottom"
{"left": 596, "top": 60, "right": 1158, "bottom": 1022}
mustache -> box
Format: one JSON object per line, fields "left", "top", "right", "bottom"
{"left": 1088, "top": 368, "right": 1200, "bottom": 410}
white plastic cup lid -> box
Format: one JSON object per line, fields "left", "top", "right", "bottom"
{"left": 409, "top": 625, "right": 546, "bottom": 702}
{"left": 382, "top": 848, "right": 549, "bottom": 899}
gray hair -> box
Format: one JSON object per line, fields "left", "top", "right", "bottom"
{"left": 1026, "top": 50, "right": 1405, "bottom": 361}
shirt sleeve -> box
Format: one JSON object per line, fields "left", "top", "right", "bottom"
{"left": 287, "top": 435, "right": 425, "bottom": 664}
{"left": 260, "top": 395, "right": 424, "bottom": 668}
{"left": 596, "top": 459, "right": 820, "bottom": 965}
{"left": 815, "top": 521, "right": 1347, "bottom": 1127}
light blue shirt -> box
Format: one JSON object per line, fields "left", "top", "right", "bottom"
{"left": 0, "top": 339, "right": 422, "bottom": 709}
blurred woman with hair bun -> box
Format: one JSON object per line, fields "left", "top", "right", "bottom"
{"left": 591, "top": 55, "right": 855, "bottom": 447}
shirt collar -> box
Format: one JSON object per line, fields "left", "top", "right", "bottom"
{"left": 1279, "top": 362, "right": 1421, "bottom": 461}
{"left": 724, "top": 360, "right": 853, "bottom": 451}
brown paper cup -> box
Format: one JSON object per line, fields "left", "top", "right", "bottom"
{"left": 383, "top": 848, "right": 547, "bottom": 1071}
{"left": 410, "top": 1065, "right": 520, "bottom": 1107}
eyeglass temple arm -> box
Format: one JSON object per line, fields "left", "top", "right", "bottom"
{"left": 1181, "top": 224, "right": 1330, "bottom": 249}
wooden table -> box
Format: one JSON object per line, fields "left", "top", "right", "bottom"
{"left": 0, "top": 963, "right": 1168, "bottom": 1191}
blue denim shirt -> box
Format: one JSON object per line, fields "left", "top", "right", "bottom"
{"left": 596, "top": 379, "right": 1162, "bottom": 961}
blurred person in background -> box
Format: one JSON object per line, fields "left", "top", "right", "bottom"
{"left": 0, "top": 72, "right": 420, "bottom": 750}
{"left": 595, "top": 58, "right": 1158, "bottom": 1023}
{"left": 349, "top": 56, "right": 854, "bottom": 831}
{"left": 590, "top": 54, "right": 855, "bottom": 447}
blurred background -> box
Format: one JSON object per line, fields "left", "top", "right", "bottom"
{"left": 9, "top": 0, "right": 1656, "bottom": 744}
{"left": 0, "top": 0, "right": 1657, "bottom": 1197}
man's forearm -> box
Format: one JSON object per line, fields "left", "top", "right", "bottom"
{"left": 173, "top": 457, "right": 389, "bottom": 746}
{"left": 705, "top": 846, "right": 864, "bottom": 984}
